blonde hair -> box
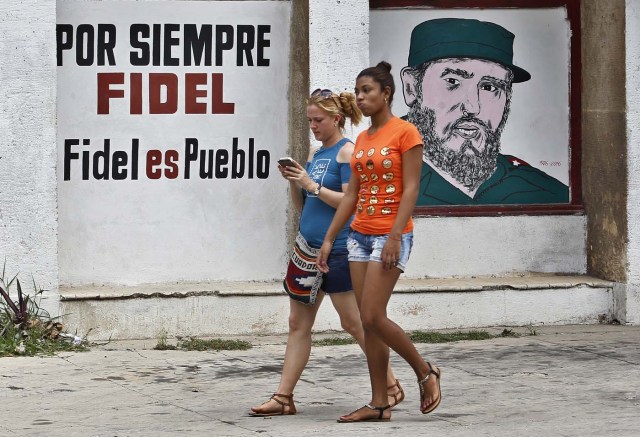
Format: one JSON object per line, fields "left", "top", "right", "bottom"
{"left": 307, "top": 90, "right": 362, "bottom": 130}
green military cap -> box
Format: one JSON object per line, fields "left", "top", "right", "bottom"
{"left": 408, "top": 18, "right": 531, "bottom": 83}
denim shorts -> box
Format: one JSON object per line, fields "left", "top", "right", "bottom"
{"left": 346, "top": 230, "right": 414, "bottom": 272}
{"left": 321, "top": 248, "right": 353, "bottom": 293}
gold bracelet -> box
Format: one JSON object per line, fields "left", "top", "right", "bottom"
{"left": 388, "top": 234, "right": 402, "bottom": 241}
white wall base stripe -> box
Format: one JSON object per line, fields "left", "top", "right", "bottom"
{"left": 60, "top": 276, "right": 614, "bottom": 341}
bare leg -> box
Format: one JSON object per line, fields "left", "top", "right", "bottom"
{"left": 336, "top": 262, "right": 394, "bottom": 421}
{"left": 358, "top": 262, "right": 399, "bottom": 410}
{"left": 250, "top": 293, "right": 324, "bottom": 414}
{"left": 358, "top": 262, "right": 440, "bottom": 412}
{"left": 329, "top": 291, "right": 400, "bottom": 404}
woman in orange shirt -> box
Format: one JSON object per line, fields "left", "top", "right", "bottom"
{"left": 317, "top": 61, "right": 442, "bottom": 422}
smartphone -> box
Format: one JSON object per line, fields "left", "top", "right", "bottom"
{"left": 278, "top": 157, "right": 296, "bottom": 168}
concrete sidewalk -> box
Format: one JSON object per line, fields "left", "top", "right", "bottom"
{"left": 1, "top": 325, "right": 639, "bottom": 436}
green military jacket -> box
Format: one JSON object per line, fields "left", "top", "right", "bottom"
{"left": 417, "top": 154, "right": 569, "bottom": 205}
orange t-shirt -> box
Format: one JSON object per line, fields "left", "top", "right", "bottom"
{"left": 350, "top": 117, "right": 423, "bottom": 235}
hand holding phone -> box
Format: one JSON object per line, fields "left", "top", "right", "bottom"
{"left": 278, "top": 157, "right": 297, "bottom": 168}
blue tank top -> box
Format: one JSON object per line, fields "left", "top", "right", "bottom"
{"left": 299, "top": 138, "right": 353, "bottom": 250}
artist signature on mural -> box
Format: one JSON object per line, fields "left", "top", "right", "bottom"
{"left": 539, "top": 161, "right": 563, "bottom": 167}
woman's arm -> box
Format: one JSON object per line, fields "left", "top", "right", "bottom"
{"left": 281, "top": 147, "right": 319, "bottom": 214}
{"left": 316, "top": 172, "right": 360, "bottom": 272}
{"left": 314, "top": 181, "right": 350, "bottom": 209}
{"left": 380, "top": 144, "right": 422, "bottom": 270}
{"left": 287, "top": 142, "right": 354, "bottom": 210}
{"left": 390, "top": 144, "right": 422, "bottom": 238}
{"left": 288, "top": 179, "right": 304, "bottom": 214}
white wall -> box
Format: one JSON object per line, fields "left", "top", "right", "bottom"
{"left": 0, "top": 0, "right": 59, "bottom": 315}
{"left": 407, "top": 216, "right": 586, "bottom": 278}
{"left": 626, "top": 0, "right": 640, "bottom": 323}
{"left": 309, "top": 0, "right": 369, "bottom": 145}
{"left": 0, "top": 0, "right": 591, "bottom": 325}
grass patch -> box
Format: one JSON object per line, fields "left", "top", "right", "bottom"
{"left": 179, "top": 338, "right": 252, "bottom": 351}
{"left": 0, "top": 323, "right": 88, "bottom": 357}
{"left": 497, "top": 325, "right": 538, "bottom": 337}
{"left": 1, "top": 264, "right": 88, "bottom": 357}
{"left": 153, "top": 330, "right": 177, "bottom": 350}
{"left": 312, "top": 330, "right": 500, "bottom": 347}
{"left": 312, "top": 337, "right": 357, "bottom": 347}
{"left": 410, "top": 330, "right": 494, "bottom": 343}
{"left": 153, "top": 327, "right": 538, "bottom": 352}
{"left": 497, "top": 328, "right": 521, "bottom": 338}
{"left": 154, "top": 336, "right": 252, "bottom": 351}
{"left": 525, "top": 324, "right": 538, "bottom": 336}
{"left": 312, "top": 329, "right": 535, "bottom": 347}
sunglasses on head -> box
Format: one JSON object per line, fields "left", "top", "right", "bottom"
{"left": 311, "top": 88, "right": 334, "bottom": 99}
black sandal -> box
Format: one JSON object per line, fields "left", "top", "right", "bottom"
{"left": 418, "top": 362, "right": 442, "bottom": 414}
{"left": 337, "top": 403, "right": 391, "bottom": 423}
{"left": 249, "top": 393, "right": 296, "bottom": 417}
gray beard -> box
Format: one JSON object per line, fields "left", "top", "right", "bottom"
{"left": 406, "top": 106, "right": 502, "bottom": 192}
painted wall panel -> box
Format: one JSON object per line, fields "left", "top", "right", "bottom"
{"left": 57, "top": 1, "right": 291, "bottom": 286}
{"left": 371, "top": 7, "right": 573, "bottom": 206}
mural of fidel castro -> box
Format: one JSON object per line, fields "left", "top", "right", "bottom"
{"left": 400, "top": 18, "right": 569, "bottom": 206}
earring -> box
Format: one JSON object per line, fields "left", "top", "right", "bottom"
{"left": 384, "top": 97, "right": 388, "bottom": 104}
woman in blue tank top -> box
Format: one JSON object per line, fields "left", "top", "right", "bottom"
{"left": 250, "top": 89, "right": 403, "bottom": 417}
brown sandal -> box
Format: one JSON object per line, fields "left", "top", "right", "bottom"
{"left": 418, "top": 362, "right": 442, "bottom": 414}
{"left": 337, "top": 404, "right": 391, "bottom": 423}
{"left": 249, "top": 393, "right": 296, "bottom": 417}
{"left": 387, "top": 379, "right": 405, "bottom": 407}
